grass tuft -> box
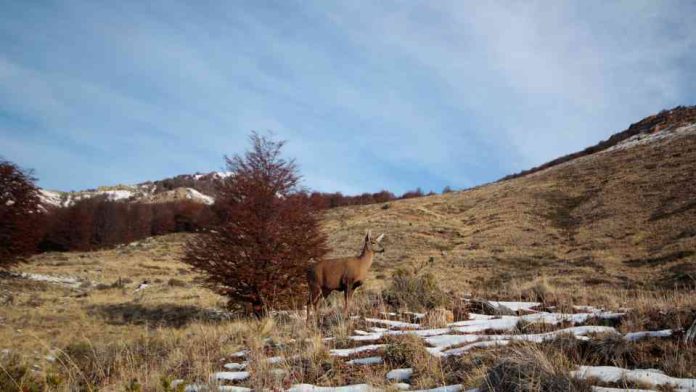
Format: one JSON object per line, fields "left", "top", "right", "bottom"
{"left": 480, "top": 345, "right": 591, "bottom": 392}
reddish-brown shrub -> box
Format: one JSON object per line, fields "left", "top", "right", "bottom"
{"left": 0, "top": 159, "right": 42, "bottom": 267}
{"left": 183, "top": 133, "right": 329, "bottom": 316}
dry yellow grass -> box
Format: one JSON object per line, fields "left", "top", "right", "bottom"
{"left": 1, "top": 232, "right": 693, "bottom": 391}
{"left": 323, "top": 129, "right": 695, "bottom": 293}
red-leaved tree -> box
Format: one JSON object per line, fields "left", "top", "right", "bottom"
{"left": 183, "top": 133, "right": 328, "bottom": 316}
{"left": 0, "top": 159, "right": 42, "bottom": 267}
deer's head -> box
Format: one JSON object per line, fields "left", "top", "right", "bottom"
{"left": 364, "top": 231, "right": 386, "bottom": 253}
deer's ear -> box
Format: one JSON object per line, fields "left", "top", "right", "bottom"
{"left": 365, "top": 230, "right": 372, "bottom": 242}
{"left": 376, "top": 233, "right": 385, "bottom": 243}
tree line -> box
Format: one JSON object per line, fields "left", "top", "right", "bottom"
{"left": 38, "top": 198, "right": 216, "bottom": 252}
{"left": 1, "top": 154, "right": 451, "bottom": 270}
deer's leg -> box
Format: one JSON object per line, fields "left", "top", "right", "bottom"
{"left": 307, "top": 285, "right": 321, "bottom": 323}
{"left": 344, "top": 284, "right": 353, "bottom": 318}
{"left": 306, "top": 289, "right": 313, "bottom": 323}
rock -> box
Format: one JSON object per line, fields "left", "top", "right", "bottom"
{"left": 466, "top": 299, "right": 515, "bottom": 316}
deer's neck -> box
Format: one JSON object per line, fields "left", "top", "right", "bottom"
{"left": 358, "top": 243, "right": 374, "bottom": 271}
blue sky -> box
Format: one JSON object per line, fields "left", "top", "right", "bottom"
{"left": 1, "top": 1, "right": 695, "bottom": 194}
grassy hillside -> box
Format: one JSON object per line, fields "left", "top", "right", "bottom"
{"left": 323, "top": 107, "right": 696, "bottom": 292}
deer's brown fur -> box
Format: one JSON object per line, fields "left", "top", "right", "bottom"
{"left": 306, "top": 231, "right": 384, "bottom": 322}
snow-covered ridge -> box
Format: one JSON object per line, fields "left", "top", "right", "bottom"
{"left": 39, "top": 185, "right": 216, "bottom": 208}
{"left": 604, "top": 123, "right": 696, "bottom": 153}
{"left": 194, "top": 171, "right": 233, "bottom": 180}
{"left": 36, "top": 170, "right": 232, "bottom": 208}
{"left": 526, "top": 120, "right": 696, "bottom": 180}
{"left": 37, "top": 186, "right": 142, "bottom": 208}
{"left": 38, "top": 189, "right": 62, "bottom": 207}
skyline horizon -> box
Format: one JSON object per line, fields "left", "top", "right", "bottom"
{"left": 33, "top": 103, "right": 693, "bottom": 194}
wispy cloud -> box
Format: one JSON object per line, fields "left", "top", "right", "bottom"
{"left": 1, "top": 0, "right": 694, "bottom": 193}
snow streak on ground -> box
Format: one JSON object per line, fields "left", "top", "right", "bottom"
{"left": 16, "top": 272, "right": 84, "bottom": 288}
{"left": 180, "top": 300, "right": 689, "bottom": 392}
{"left": 572, "top": 366, "right": 696, "bottom": 392}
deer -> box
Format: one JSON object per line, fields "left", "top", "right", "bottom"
{"left": 306, "top": 231, "right": 385, "bottom": 322}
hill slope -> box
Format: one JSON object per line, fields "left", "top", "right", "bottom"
{"left": 321, "top": 106, "right": 696, "bottom": 291}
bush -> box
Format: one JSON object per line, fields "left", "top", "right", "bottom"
{"left": 184, "top": 133, "right": 328, "bottom": 316}
{"left": 384, "top": 334, "right": 427, "bottom": 368}
{"left": 58, "top": 341, "right": 115, "bottom": 388}
{"left": 383, "top": 264, "right": 450, "bottom": 311}
{"left": 0, "top": 352, "right": 60, "bottom": 392}
{"left": 384, "top": 334, "right": 443, "bottom": 388}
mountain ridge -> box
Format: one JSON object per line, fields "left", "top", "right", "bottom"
{"left": 501, "top": 105, "right": 696, "bottom": 181}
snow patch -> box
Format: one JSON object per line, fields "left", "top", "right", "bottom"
{"left": 223, "top": 362, "right": 247, "bottom": 370}
{"left": 347, "top": 356, "right": 383, "bottom": 365}
{"left": 185, "top": 188, "right": 214, "bottom": 205}
{"left": 288, "top": 384, "right": 378, "bottom": 392}
{"left": 429, "top": 326, "right": 617, "bottom": 357}
{"left": 19, "top": 273, "right": 82, "bottom": 288}
{"left": 624, "top": 329, "right": 673, "bottom": 341}
{"left": 605, "top": 123, "right": 696, "bottom": 153}
{"left": 330, "top": 344, "right": 385, "bottom": 357}
{"left": 211, "top": 371, "right": 250, "bottom": 382}
{"left": 38, "top": 189, "right": 62, "bottom": 207}
{"left": 365, "top": 318, "right": 420, "bottom": 329}
{"left": 265, "top": 356, "right": 283, "bottom": 364}
{"left": 448, "top": 311, "right": 623, "bottom": 333}
{"left": 572, "top": 366, "right": 696, "bottom": 391}
{"left": 411, "top": 387, "right": 465, "bottom": 392}
{"left": 218, "top": 387, "right": 253, "bottom": 392}
{"left": 487, "top": 301, "right": 540, "bottom": 312}
{"left": 440, "top": 340, "right": 510, "bottom": 357}
{"left": 386, "top": 368, "right": 413, "bottom": 382}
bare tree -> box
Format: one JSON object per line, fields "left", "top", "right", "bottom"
{"left": 401, "top": 187, "right": 424, "bottom": 199}
{"left": 0, "top": 159, "right": 42, "bottom": 267}
{"left": 184, "top": 133, "right": 328, "bottom": 316}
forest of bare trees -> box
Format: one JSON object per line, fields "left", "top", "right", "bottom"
{"left": 38, "top": 198, "right": 216, "bottom": 252}
{"left": 11, "top": 187, "right": 440, "bottom": 254}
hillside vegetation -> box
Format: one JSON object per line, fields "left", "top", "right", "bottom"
{"left": 1, "top": 107, "right": 694, "bottom": 391}
{"left": 323, "top": 106, "right": 696, "bottom": 292}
